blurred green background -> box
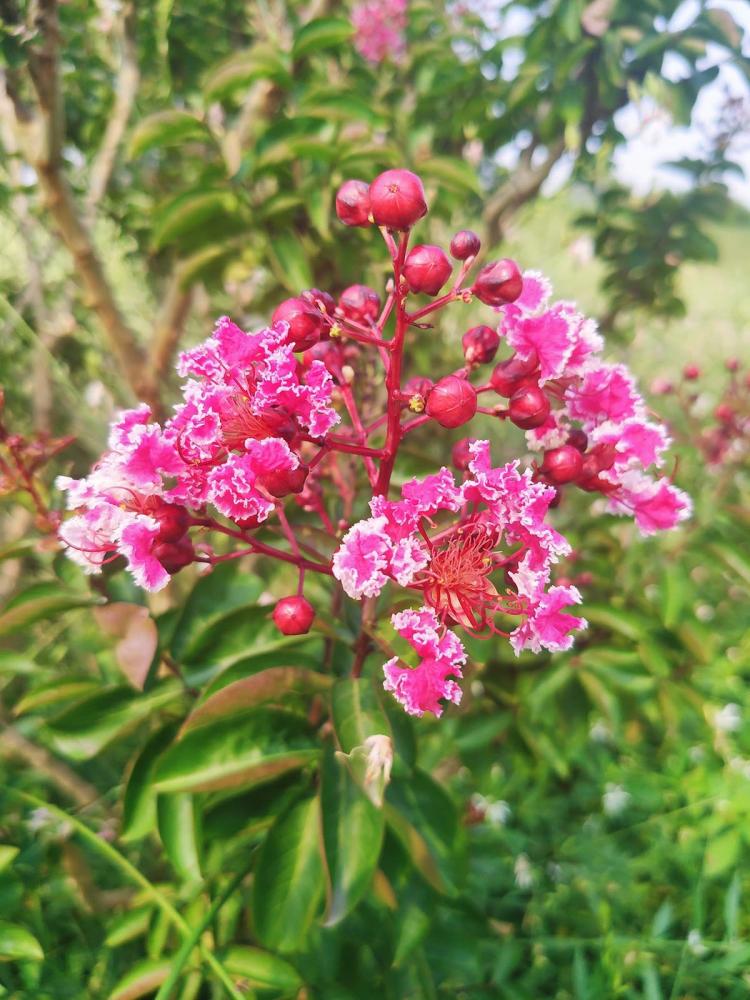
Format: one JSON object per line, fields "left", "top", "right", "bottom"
{"left": 1, "top": 1, "right": 749, "bottom": 997}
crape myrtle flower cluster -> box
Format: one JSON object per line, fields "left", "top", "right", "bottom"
{"left": 352, "top": 0, "right": 407, "bottom": 64}
{"left": 57, "top": 167, "right": 690, "bottom": 719}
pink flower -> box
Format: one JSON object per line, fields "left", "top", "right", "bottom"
{"left": 117, "top": 517, "right": 171, "bottom": 591}
{"left": 509, "top": 583, "right": 587, "bottom": 655}
{"left": 606, "top": 471, "right": 692, "bottom": 535}
{"left": 590, "top": 418, "right": 670, "bottom": 470}
{"left": 207, "top": 438, "right": 299, "bottom": 523}
{"left": 503, "top": 304, "right": 576, "bottom": 383}
{"left": 352, "top": 0, "right": 407, "bottom": 63}
{"left": 566, "top": 363, "right": 641, "bottom": 426}
{"left": 383, "top": 607, "right": 466, "bottom": 717}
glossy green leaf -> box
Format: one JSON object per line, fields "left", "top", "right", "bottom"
{"left": 321, "top": 745, "right": 384, "bottom": 926}
{"left": 14, "top": 679, "right": 99, "bottom": 715}
{"left": 121, "top": 722, "right": 179, "bottom": 842}
{"left": 583, "top": 605, "right": 646, "bottom": 641}
{"left": 105, "top": 906, "right": 153, "bottom": 948}
{"left": 0, "top": 582, "right": 100, "bottom": 638}
{"left": 203, "top": 44, "right": 291, "bottom": 102}
{"left": 223, "top": 946, "right": 303, "bottom": 991}
{"left": 183, "top": 668, "right": 332, "bottom": 732}
{"left": 154, "top": 709, "right": 316, "bottom": 794}
{"left": 417, "top": 156, "right": 481, "bottom": 194}
{"left": 268, "top": 234, "right": 314, "bottom": 292}
{"left": 128, "top": 111, "right": 212, "bottom": 158}
{"left": 252, "top": 796, "right": 325, "bottom": 952}
{"left": 292, "top": 17, "right": 354, "bottom": 59}
{"left": 0, "top": 922, "right": 43, "bottom": 962}
{"left": 331, "top": 678, "right": 391, "bottom": 754}
{"left": 152, "top": 189, "right": 241, "bottom": 251}
{"left": 109, "top": 958, "right": 171, "bottom": 1000}
{"left": 0, "top": 846, "right": 19, "bottom": 873}
{"left": 157, "top": 793, "right": 203, "bottom": 883}
{"left": 46, "top": 682, "right": 182, "bottom": 760}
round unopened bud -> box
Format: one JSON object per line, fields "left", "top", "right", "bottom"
{"left": 272, "top": 297, "right": 325, "bottom": 352}
{"left": 451, "top": 437, "right": 475, "bottom": 470}
{"left": 260, "top": 464, "right": 309, "bottom": 498}
{"left": 155, "top": 502, "right": 190, "bottom": 543}
{"left": 566, "top": 428, "right": 589, "bottom": 453}
{"left": 715, "top": 403, "right": 734, "bottom": 424}
{"left": 725, "top": 357, "right": 740, "bottom": 373}
{"left": 369, "top": 169, "right": 427, "bottom": 229}
{"left": 272, "top": 595, "right": 315, "bottom": 635}
{"left": 462, "top": 325, "right": 500, "bottom": 365}
{"left": 540, "top": 445, "right": 584, "bottom": 485}
{"left": 339, "top": 284, "right": 381, "bottom": 324}
{"left": 683, "top": 364, "right": 700, "bottom": 380}
{"left": 302, "top": 287, "right": 336, "bottom": 317}
{"left": 403, "top": 244, "right": 452, "bottom": 296}
{"left": 450, "top": 230, "right": 481, "bottom": 260}
{"left": 508, "top": 384, "right": 550, "bottom": 429}
{"left": 472, "top": 258, "right": 523, "bottom": 306}
{"left": 426, "top": 376, "right": 477, "bottom": 428}
{"left": 335, "top": 179, "right": 371, "bottom": 227}
{"left": 650, "top": 377, "right": 673, "bottom": 396}
{"left": 154, "top": 537, "right": 195, "bottom": 575}
{"left": 490, "top": 351, "right": 539, "bottom": 396}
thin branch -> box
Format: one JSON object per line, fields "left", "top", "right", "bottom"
{"left": 148, "top": 267, "right": 194, "bottom": 402}
{"left": 483, "top": 138, "right": 567, "bottom": 245}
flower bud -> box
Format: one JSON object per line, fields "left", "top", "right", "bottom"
{"left": 650, "top": 377, "right": 673, "bottom": 396}
{"left": 426, "top": 376, "right": 477, "bottom": 428}
{"left": 272, "top": 595, "right": 315, "bottom": 635}
{"left": 335, "top": 179, "right": 371, "bottom": 227}
{"left": 490, "top": 351, "right": 539, "bottom": 396}
{"left": 566, "top": 428, "right": 588, "bottom": 453}
{"left": 154, "top": 502, "right": 190, "bottom": 543}
{"left": 301, "top": 287, "right": 336, "bottom": 317}
{"left": 508, "top": 384, "right": 550, "bottom": 429}
{"left": 683, "top": 364, "right": 700, "bottom": 380}
{"left": 402, "top": 375, "right": 433, "bottom": 411}
{"left": 726, "top": 357, "right": 740, "bottom": 373}
{"left": 462, "top": 325, "right": 500, "bottom": 365}
{"left": 403, "top": 244, "right": 452, "bottom": 296}
{"left": 339, "top": 284, "right": 381, "bottom": 324}
{"left": 369, "top": 169, "right": 427, "bottom": 229}
{"left": 472, "top": 258, "right": 523, "bottom": 306}
{"left": 260, "top": 464, "right": 309, "bottom": 498}
{"left": 272, "top": 297, "right": 326, "bottom": 352}
{"left": 540, "top": 445, "right": 584, "bottom": 485}
{"left": 153, "top": 537, "right": 195, "bottom": 575}
{"left": 450, "top": 230, "right": 481, "bottom": 260}
{"left": 451, "top": 437, "right": 475, "bottom": 470}
{"left": 715, "top": 403, "right": 734, "bottom": 424}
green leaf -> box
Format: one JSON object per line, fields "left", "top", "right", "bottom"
{"left": 706, "top": 829, "right": 740, "bottom": 878}
{"left": 710, "top": 542, "right": 750, "bottom": 588}
{"left": 14, "top": 679, "right": 99, "bottom": 715}
{"left": 331, "top": 678, "right": 391, "bottom": 754}
{"left": 292, "top": 17, "right": 354, "bottom": 59}
{"left": 321, "top": 745, "right": 384, "bottom": 926}
{"left": 157, "top": 793, "right": 203, "bottom": 883}
{"left": 203, "top": 44, "right": 291, "bottom": 102}
{"left": 0, "top": 582, "right": 100, "bottom": 638}
{"left": 46, "top": 682, "right": 182, "bottom": 760}
{"left": 0, "top": 846, "right": 19, "bottom": 873}
{"left": 128, "top": 111, "right": 212, "bottom": 158}
{"left": 268, "top": 234, "right": 314, "bottom": 292}
{"left": 252, "top": 796, "right": 325, "bottom": 952}
{"left": 154, "top": 709, "right": 316, "bottom": 794}
{"left": 583, "top": 605, "right": 645, "bottom": 641}
{"left": 152, "top": 189, "right": 241, "bottom": 251}
{"left": 122, "top": 723, "right": 179, "bottom": 842}
{"left": 183, "top": 668, "right": 332, "bottom": 732}
{"left": 223, "top": 946, "right": 303, "bottom": 992}
{"left": 417, "top": 156, "right": 481, "bottom": 195}
{"left": 0, "top": 922, "right": 43, "bottom": 962}
{"left": 105, "top": 906, "right": 153, "bottom": 948}
{"left": 109, "top": 958, "right": 171, "bottom": 1000}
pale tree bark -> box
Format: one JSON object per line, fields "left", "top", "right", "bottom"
{"left": 483, "top": 138, "right": 567, "bottom": 246}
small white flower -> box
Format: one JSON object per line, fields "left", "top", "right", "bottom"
{"left": 687, "top": 929, "right": 707, "bottom": 956}
{"left": 485, "top": 800, "right": 511, "bottom": 827}
{"left": 603, "top": 783, "right": 631, "bottom": 817}
{"left": 514, "top": 853, "right": 534, "bottom": 889}
{"left": 589, "top": 719, "right": 612, "bottom": 744}
{"left": 695, "top": 604, "right": 715, "bottom": 622}
{"left": 715, "top": 703, "right": 741, "bottom": 733}
{"left": 470, "top": 680, "right": 485, "bottom": 698}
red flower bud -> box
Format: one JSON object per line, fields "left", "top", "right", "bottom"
{"left": 540, "top": 445, "right": 584, "bottom": 485}
{"left": 272, "top": 297, "right": 326, "bottom": 352}
{"left": 451, "top": 437, "right": 475, "bottom": 470}
{"left": 260, "top": 464, "right": 309, "bottom": 498}
{"left": 508, "top": 384, "right": 550, "bottom": 429}
{"left": 154, "top": 502, "right": 190, "bottom": 543}
{"left": 450, "top": 230, "right": 481, "bottom": 260}
{"left": 369, "top": 169, "right": 427, "bottom": 229}
{"left": 490, "top": 351, "right": 539, "bottom": 396}
{"left": 472, "top": 258, "right": 523, "bottom": 306}
{"left": 683, "top": 364, "right": 700, "bottom": 380}
{"left": 272, "top": 595, "right": 315, "bottom": 635}
{"left": 725, "top": 357, "right": 740, "bottom": 373}
{"left": 153, "top": 537, "right": 195, "bottom": 575}
{"left": 462, "top": 325, "right": 500, "bottom": 365}
{"left": 715, "top": 403, "right": 734, "bottom": 424}
{"left": 426, "top": 376, "right": 477, "bottom": 428}
{"left": 302, "top": 287, "right": 336, "bottom": 317}
{"left": 566, "top": 428, "right": 589, "bottom": 453}
{"left": 339, "top": 284, "right": 381, "bottom": 324}
{"left": 403, "top": 244, "right": 452, "bottom": 296}
{"left": 335, "top": 179, "right": 371, "bottom": 227}
{"left": 234, "top": 513, "right": 264, "bottom": 531}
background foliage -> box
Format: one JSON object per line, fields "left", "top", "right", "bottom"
{"left": 0, "top": 0, "right": 749, "bottom": 997}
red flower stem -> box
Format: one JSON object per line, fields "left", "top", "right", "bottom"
{"left": 6, "top": 443, "right": 51, "bottom": 523}
{"left": 365, "top": 412, "right": 390, "bottom": 437}
{"left": 374, "top": 231, "right": 410, "bottom": 496}
{"left": 401, "top": 413, "right": 431, "bottom": 436}
{"left": 339, "top": 383, "right": 378, "bottom": 486}
{"left": 191, "top": 516, "right": 333, "bottom": 575}
{"left": 334, "top": 323, "right": 392, "bottom": 351}
{"left": 305, "top": 435, "right": 384, "bottom": 459}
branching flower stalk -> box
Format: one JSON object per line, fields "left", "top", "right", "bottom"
{"left": 55, "top": 168, "right": 691, "bottom": 718}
